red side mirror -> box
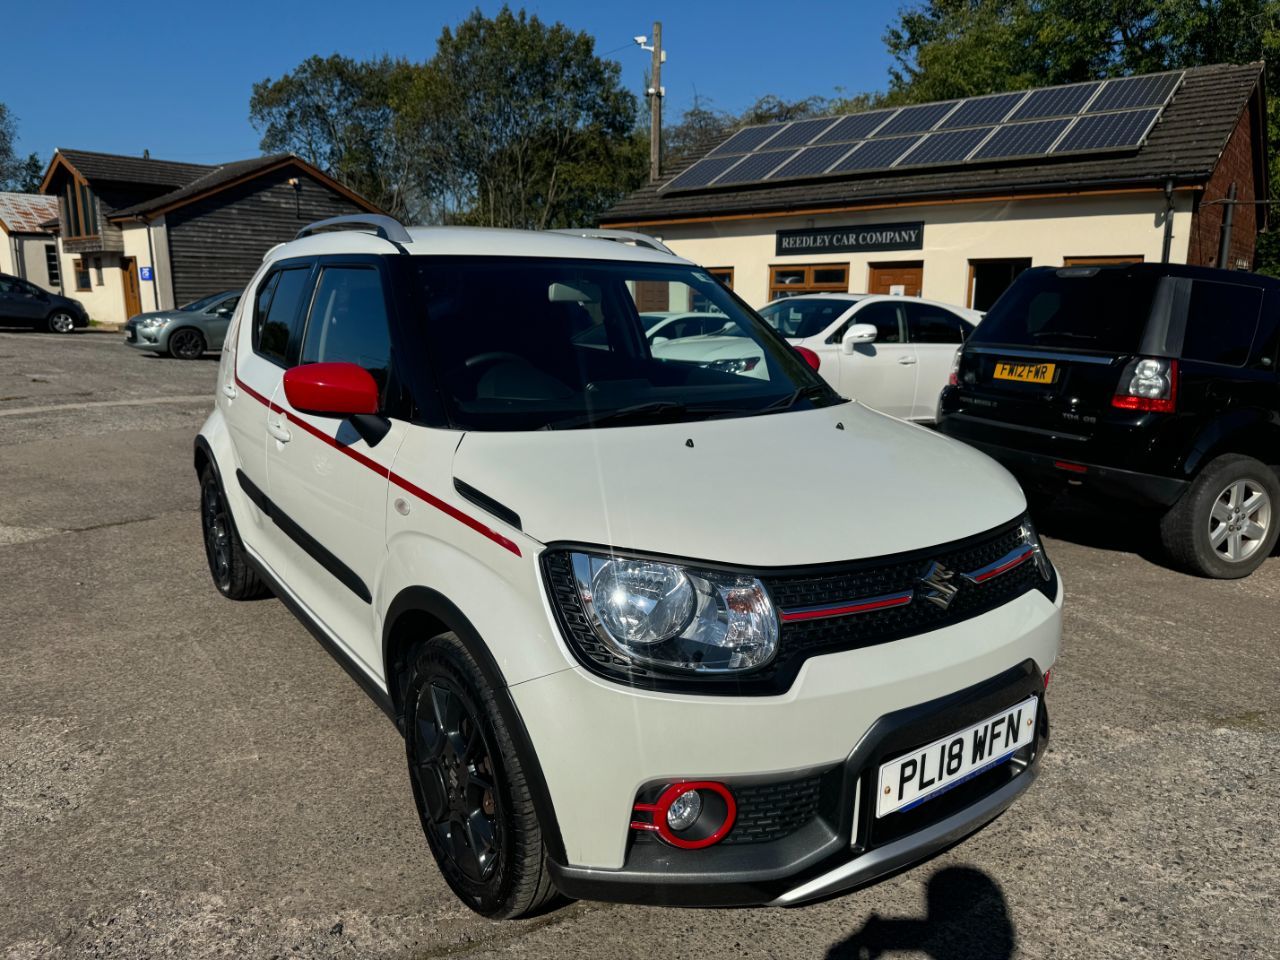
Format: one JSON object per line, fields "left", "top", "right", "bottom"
{"left": 283, "top": 362, "right": 379, "bottom": 417}
{"left": 794, "top": 345, "right": 821, "bottom": 372}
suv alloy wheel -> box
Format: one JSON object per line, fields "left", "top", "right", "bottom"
{"left": 1160, "top": 454, "right": 1280, "bottom": 578}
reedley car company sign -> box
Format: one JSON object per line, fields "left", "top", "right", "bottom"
{"left": 775, "top": 221, "right": 924, "bottom": 256}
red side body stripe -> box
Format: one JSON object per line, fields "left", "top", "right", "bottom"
{"left": 233, "top": 372, "right": 521, "bottom": 557}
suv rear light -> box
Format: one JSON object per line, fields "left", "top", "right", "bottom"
{"left": 1112, "top": 357, "right": 1177, "bottom": 413}
{"left": 948, "top": 351, "right": 961, "bottom": 386}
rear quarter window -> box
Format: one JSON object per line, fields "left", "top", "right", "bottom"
{"left": 1180, "top": 279, "right": 1263, "bottom": 367}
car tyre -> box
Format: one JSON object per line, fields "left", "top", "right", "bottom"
{"left": 46, "top": 311, "right": 76, "bottom": 334}
{"left": 404, "top": 633, "right": 559, "bottom": 919}
{"left": 168, "top": 327, "right": 206, "bottom": 360}
{"left": 1159, "top": 454, "right": 1280, "bottom": 578}
{"left": 200, "top": 464, "right": 268, "bottom": 599}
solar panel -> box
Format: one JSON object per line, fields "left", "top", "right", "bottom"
{"left": 1009, "top": 82, "right": 1101, "bottom": 121}
{"left": 939, "top": 92, "right": 1025, "bottom": 129}
{"left": 767, "top": 143, "right": 856, "bottom": 180}
{"left": 874, "top": 102, "right": 959, "bottom": 137}
{"left": 814, "top": 110, "right": 896, "bottom": 145}
{"left": 708, "top": 124, "right": 786, "bottom": 157}
{"left": 830, "top": 136, "right": 922, "bottom": 173}
{"left": 664, "top": 154, "right": 747, "bottom": 191}
{"left": 899, "top": 126, "right": 995, "bottom": 166}
{"left": 1087, "top": 73, "right": 1181, "bottom": 112}
{"left": 971, "top": 118, "right": 1071, "bottom": 160}
{"left": 1054, "top": 108, "right": 1160, "bottom": 154}
{"left": 764, "top": 117, "right": 841, "bottom": 149}
{"left": 715, "top": 149, "right": 800, "bottom": 185}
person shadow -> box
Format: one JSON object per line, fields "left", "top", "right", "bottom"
{"left": 827, "top": 866, "right": 1014, "bottom": 960}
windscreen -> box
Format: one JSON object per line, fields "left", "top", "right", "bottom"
{"left": 759, "top": 298, "right": 855, "bottom": 340}
{"left": 969, "top": 268, "right": 1160, "bottom": 353}
{"left": 410, "top": 257, "right": 837, "bottom": 430}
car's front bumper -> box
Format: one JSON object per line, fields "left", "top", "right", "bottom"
{"left": 514, "top": 578, "right": 1061, "bottom": 904}
{"left": 124, "top": 324, "right": 168, "bottom": 351}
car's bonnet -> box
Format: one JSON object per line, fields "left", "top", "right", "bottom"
{"left": 451, "top": 402, "right": 1025, "bottom": 567}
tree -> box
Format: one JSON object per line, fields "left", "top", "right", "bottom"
{"left": 250, "top": 55, "right": 424, "bottom": 218}
{"left": 415, "top": 6, "right": 643, "bottom": 228}
{"left": 0, "top": 103, "right": 43, "bottom": 193}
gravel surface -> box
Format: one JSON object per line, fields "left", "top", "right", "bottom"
{"left": 1, "top": 330, "right": 1276, "bottom": 959}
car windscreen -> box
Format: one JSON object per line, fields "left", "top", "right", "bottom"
{"left": 969, "top": 268, "right": 1160, "bottom": 353}
{"left": 758, "top": 298, "right": 854, "bottom": 340}
{"left": 410, "top": 257, "right": 838, "bottom": 431}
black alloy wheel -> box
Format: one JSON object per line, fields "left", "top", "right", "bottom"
{"left": 169, "top": 327, "right": 206, "bottom": 359}
{"left": 198, "top": 464, "right": 267, "bottom": 600}
{"left": 404, "top": 635, "right": 558, "bottom": 918}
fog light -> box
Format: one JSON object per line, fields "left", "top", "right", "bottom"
{"left": 666, "top": 789, "right": 702, "bottom": 831}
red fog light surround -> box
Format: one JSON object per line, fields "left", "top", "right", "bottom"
{"left": 630, "top": 781, "right": 737, "bottom": 849}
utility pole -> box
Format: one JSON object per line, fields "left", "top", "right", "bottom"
{"left": 637, "top": 24, "right": 665, "bottom": 182}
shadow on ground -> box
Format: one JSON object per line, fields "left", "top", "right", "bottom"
{"left": 827, "top": 866, "right": 1014, "bottom": 960}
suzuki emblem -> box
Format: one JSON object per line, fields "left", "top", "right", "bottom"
{"left": 918, "top": 561, "right": 960, "bottom": 610}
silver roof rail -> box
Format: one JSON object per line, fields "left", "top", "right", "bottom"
{"left": 296, "top": 214, "right": 413, "bottom": 246}
{"left": 549, "top": 228, "right": 676, "bottom": 257}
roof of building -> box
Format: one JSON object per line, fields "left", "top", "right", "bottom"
{"left": 0, "top": 193, "right": 60, "bottom": 234}
{"left": 39, "top": 148, "right": 382, "bottom": 221}
{"left": 602, "top": 62, "right": 1265, "bottom": 225}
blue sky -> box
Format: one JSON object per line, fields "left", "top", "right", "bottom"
{"left": 1, "top": 0, "right": 901, "bottom": 166}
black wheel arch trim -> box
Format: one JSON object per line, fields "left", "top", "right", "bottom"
{"left": 1180, "top": 409, "right": 1280, "bottom": 479}
{"left": 382, "top": 585, "right": 567, "bottom": 864}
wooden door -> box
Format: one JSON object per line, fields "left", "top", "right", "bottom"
{"left": 868, "top": 261, "right": 923, "bottom": 297}
{"left": 121, "top": 257, "right": 142, "bottom": 319}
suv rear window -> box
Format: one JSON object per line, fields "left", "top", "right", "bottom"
{"left": 970, "top": 268, "right": 1160, "bottom": 353}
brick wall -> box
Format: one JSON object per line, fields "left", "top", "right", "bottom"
{"left": 1186, "top": 91, "right": 1263, "bottom": 268}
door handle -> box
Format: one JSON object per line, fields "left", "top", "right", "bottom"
{"left": 267, "top": 418, "right": 291, "bottom": 443}
{"left": 221, "top": 383, "right": 237, "bottom": 399}
{"left": 898, "top": 356, "right": 918, "bottom": 365}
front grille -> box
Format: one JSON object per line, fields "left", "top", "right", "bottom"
{"left": 722, "top": 776, "right": 823, "bottom": 844}
{"left": 542, "top": 515, "right": 1055, "bottom": 695}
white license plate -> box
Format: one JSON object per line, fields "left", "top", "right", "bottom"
{"left": 876, "top": 696, "right": 1038, "bottom": 818}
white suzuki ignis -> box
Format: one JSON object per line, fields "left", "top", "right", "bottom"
{"left": 197, "top": 216, "right": 1062, "bottom": 918}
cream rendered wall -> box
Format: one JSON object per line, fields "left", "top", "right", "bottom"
{"left": 651, "top": 191, "right": 1196, "bottom": 310}
{"left": 55, "top": 244, "right": 126, "bottom": 325}
{"left": 121, "top": 222, "right": 161, "bottom": 313}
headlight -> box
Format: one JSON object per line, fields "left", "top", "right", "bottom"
{"left": 1017, "top": 517, "right": 1053, "bottom": 582}
{"left": 706, "top": 357, "right": 760, "bottom": 374}
{"left": 139, "top": 316, "right": 170, "bottom": 328}
{"left": 551, "top": 550, "right": 779, "bottom": 675}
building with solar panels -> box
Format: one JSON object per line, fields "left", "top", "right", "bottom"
{"left": 600, "top": 63, "right": 1267, "bottom": 313}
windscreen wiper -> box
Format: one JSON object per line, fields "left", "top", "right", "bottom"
{"left": 541, "top": 401, "right": 688, "bottom": 430}
{"left": 757, "top": 383, "right": 835, "bottom": 414}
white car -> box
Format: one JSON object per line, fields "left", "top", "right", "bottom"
{"left": 196, "top": 216, "right": 1061, "bottom": 919}
{"left": 759, "top": 294, "right": 981, "bottom": 422}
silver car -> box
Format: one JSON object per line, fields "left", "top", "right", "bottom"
{"left": 124, "top": 290, "right": 241, "bottom": 359}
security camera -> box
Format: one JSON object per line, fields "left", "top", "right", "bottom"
{"left": 634, "top": 35, "right": 647, "bottom": 45}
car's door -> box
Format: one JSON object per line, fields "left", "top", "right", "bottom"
{"left": 204, "top": 293, "right": 241, "bottom": 350}
{"left": 265, "top": 259, "right": 407, "bottom": 675}
{"left": 903, "top": 302, "right": 969, "bottom": 421}
{"left": 225, "top": 260, "right": 315, "bottom": 580}
{"left": 0, "top": 277, "right": 46, "bottom": 323}
{"left": 834, "top": 300, "right": 918, "bottom": 418}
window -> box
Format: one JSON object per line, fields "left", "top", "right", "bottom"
{"left": 301, "top": 267, "right": 391, "bottom": 386}
{"left": 73, "top": 259, "right": 91, "bottom": 291}
{"left": 847, "top": 301, "right": 903, "bottom": 343}
{"left": 1181, "top": 280, "right": 1262, "bottom": 367}
{"left": 689, "top": 267, "right": 733, "bottom": 313}
{"left": 904, "top": 302, "right": 966, "bottom": 344}
{"left": 759, "top": 297, "right": 854, "bottom": 340}
{"left": 769, "top": 264, "right": 849, "bottom": 299}
{"left": 969, "top": 258, "right": 1030, "bottom": 311}
{"left": 93, "top": 257, "right": 103, "bottom": 285}
{"left": 254, "top": 267, "right": 313, "bottom": 366}
{"left": 63, "top": 181, "right": 98, "bottom": 239}
{"left": 44, "top": 245, "right": 60, "bottom": 286}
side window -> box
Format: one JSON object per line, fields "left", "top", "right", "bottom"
{"left": 905, "top": 303, "right": 965, "bottom": 344}
{"left": 254, "top": 267, "right": 312, "bottom": 366}
{"left": 300, "top": 266, "right": 391, "bottom": 387}
{"left": 1182, "top": 280, "right": 1263, "bottom": 367}
{"left": 845, "top": 301, "right": 902, "bottom": 343}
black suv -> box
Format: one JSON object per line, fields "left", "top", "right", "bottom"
{"left": 938, "top": 263, "right": 1280, "bottom": 579}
